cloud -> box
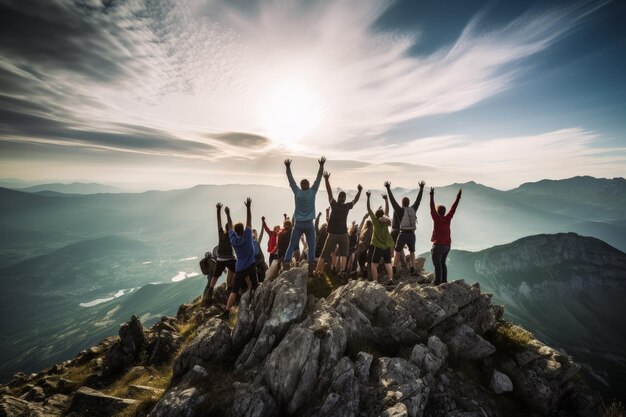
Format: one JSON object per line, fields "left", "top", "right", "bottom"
{"left": 212, "top": 132, "right": 270, "bottom": 148}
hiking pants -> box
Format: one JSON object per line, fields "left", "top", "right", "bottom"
{"left": 431, "top": 244, "right": 450, "bottom": 285}
{"left": 284, "top": 220, "right": 316, "bottom": 264}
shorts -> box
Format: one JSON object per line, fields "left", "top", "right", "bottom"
{"left": 321, "top": 233, "right": 349, "bottom": 261}
{"left": 213, "top": 259, "right": 236, "bottom": 278}
{"left": 370, "top": 246, "right": 392, "bottom": 264}
{"left": 231, "top": 263, "right": 258, "bottom": 294}
{"left": 395, "top": 231, "right": 416, "bottom": 252}
{"left": 391, "top": 229, "right": 399, "bottom": 245}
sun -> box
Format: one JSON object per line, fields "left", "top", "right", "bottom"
{"left": 260, "top": 79, "right": 324, "bottom": 143}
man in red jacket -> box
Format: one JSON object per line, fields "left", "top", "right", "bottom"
{"left": 430, "top": 187, "right": 462, "bottom": 285}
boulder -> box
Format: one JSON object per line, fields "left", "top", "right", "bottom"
{"left": 442, "top": 324, "right": 495, "bottom": 359}
{"left": 119, "top": 315, "right": 146, "bottom": 356}
{"left": 228, "top": 383, "right": 279, "bottom": 417}
{"left": 490, "top": 370, "right": 513, "bottom": 394}
{"left": 355, "top": 351, "right": 374, "bottom": 384}
{"left": 318, "top": 357, "right": 360, "bottom": 417}
{"left": 372, "top": 357, "right": 430, "bottom": 417}
{"left": 148, "top": 365, "right": 208, "bottom": 417}
{"left": 0, "top": 395, "right": 45, "bottom": 417}
{"left": 173, "top": 318, "right": 231, "bottom": 378}
{"left": 234, "top": 270, "right": 308, "bottom": 368}
{"left": 379, "top": 403, "right": 409, "bottom": 417}
{"left": 263, "top": 324, "right": 321, "bottom": 414}
{"left": 148, "top": 329, "right": 181, "bottom": 364}
{"left": 427, "top": 336, "right": 448, "bottom": 361}
{"left": 68, "top": 387, "right": 137, "bottom": 417}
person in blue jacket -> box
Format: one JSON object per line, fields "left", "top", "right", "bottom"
{"left": 282, "top": 156, "right": 326, "bottom": 274}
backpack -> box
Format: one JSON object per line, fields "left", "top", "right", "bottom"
{"left": 399, "top": 207, "right": 417, "bottom": 231}
{"left": 199, "top": 246, "right": 218, "bottom": 276}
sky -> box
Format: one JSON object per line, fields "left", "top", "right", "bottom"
{"left": 0, "top": 0, "right": 625, "bottom": 191}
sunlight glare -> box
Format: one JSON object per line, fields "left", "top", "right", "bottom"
{"left": 260, "top": 80, "right": 324, "bottom": 143}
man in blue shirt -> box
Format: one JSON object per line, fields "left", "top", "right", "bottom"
{"left": 222, "top": 198, "right": 258, "bottom": 318}
{"left": 282, "top": 156, "right": 326, "bottom": 274}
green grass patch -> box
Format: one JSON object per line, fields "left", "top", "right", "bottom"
{"left": 486, "top": 321, "right": 533, "bottom": 353}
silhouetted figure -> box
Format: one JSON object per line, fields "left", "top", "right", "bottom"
{"left": 202, "top": 203, "right": 235, "bottom": 305}
{"left": 315, "top": 171, "right": 362, "bottom": 277}
{"left": 357, "top": 212, "right": 373, "bottom": 278}
{"left": 282, "top": 157, "right": 326, "bottom": 274}
{"left": 366, "top": 191, "right": 394, "bottom": 284}
{"left": 430, "top": 187, "right": 462, "bottom": 285}
{"left": 222, "top": 198, "right": 258, "bottom": 318}
{"left": 385, "top": 180, "right": 425, "bottom": 274}
{"left": 252, "top": 228, "right": 267, "bottom": 283}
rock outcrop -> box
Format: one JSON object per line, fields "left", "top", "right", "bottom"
{"left": 0, "top": 264, "right": 602, "bottom": 417}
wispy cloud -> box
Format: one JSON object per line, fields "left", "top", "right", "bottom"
{"left": 0, "top": 0, "right": 621, "bottom": 188}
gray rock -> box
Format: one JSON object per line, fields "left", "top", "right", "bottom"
{"left": 410, "top": 344, "right": 428, "bottom": 366}
{"left": 355, "top": 351, "right": 374, "bottom": 384}
{"left": 228, "top": 383, "right": 279, "bottom": 417}
{"left": 0, "top": 395, "right": 45, "bottom": 417}
{"left": 263, "top": 324, "right": 321, "bottom": 414}
{"left": 318, "top": 357, "right": 359, "bottom": 417}
{"left": 173, "top": 318, "right": 231, "bottom": 378}
{"left": 68, "top": 387, "right": 137, "bottom": 417}
{"left": 120, "top": 315, "right": 146, "bottom": 356}
{"left": 379, "top": 403, "right": 409, "bottom": 417}
{"left": 148, "top": 329, "right": 181, "bottom": 365}
{"left": 148, "top": 365, "right": 208, "bottom": 417}
{"left": 234, "top": 270, "right": 308, "bottom": 368}
{"left": 422, "top": 352, "right": 443, "bottom": 375}
{"left": 442, "top": 324, "right": 495, "bottom": 359}
{"left": 22, "top": 386, "right": 45, "bottom": 402}
{"left": 427, "top": 336, "right": 448, "bottom": 361}
{"left": 490, "top": 370, "right": 513, "bottom": 394}
{"left": 372, "top": 357, "right": 430, "bottom": 417}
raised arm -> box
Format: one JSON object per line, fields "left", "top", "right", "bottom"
{"left": 352, "top": 184, "right": 363, "bottom": 205}
{"left": 429, "top": 188, "right": 436, "bottom": 220}
{"left": 284, "top": 159, "right": 298, "bottom": 192}
{"left": 323, "top": 171, "right": 334, "bottom": 204}
{"left": 384, "top": 181, "right": 401, "bottom": 212}
{"left": 366, "top": 191, "right": 373, "bottom": 215}
{"left": 412, "top": 181, "right": 425, "bottom": 210}
{"left": 311, "top": 156, "right": 325, "bottom": 190}
{"left": 262, "top": 216, "right": 272, "bottom": 235}
{"left": 245, "top": 198, "right": 252, "bottom": 229}
{"left": 326, "top": 207, "right": 330, "bottom": 223}
{"left": 224, "top": 206, "right": 233, "bottom": 230}
{"left": 258, "top": 221, "right": 265, "bottom": 244}
{"left": 216, "top": 203, "right": 224, "bottom": 237}
{"left": 358, "top": 212, "right": 367, "bottom": 232}
{"left": 315, "top": 212, "right": 322, "bottom": 233}
{"left": 447, "top": 189, "right": 462, "bottom": 218}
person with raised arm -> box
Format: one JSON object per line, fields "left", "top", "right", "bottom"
{"left": 356, "top": 212, "right": 373, "bottom": 278}
{"left": 366, "top": 191, "right": 394, "bottom": 284}
{"left": 202, "top": 203, "right": 236, "bottom": 305}
{"left": 315, "top": 171, "right": 362, "bottom": 277}
{"left": 282, "top": 157, "right": 326, "bottom": 275}
{"left": 430, "top": 187, "right": 462, "bottom": 285}
{"left": 261, "top": 216, "right": 280, "bottom": 266}
{"left": 385, "top": 180, "right": 425, "bottom": 274}
{"left": 222, "top": 198, "right": 258, "bottom": 319}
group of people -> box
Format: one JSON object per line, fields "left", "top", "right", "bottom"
{"left": 202, "top": 157, "right": 462, "bottom": 318}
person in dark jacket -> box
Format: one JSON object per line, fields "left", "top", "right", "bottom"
{"left": 430, "top": 187, "right": 462, "bottom": 285}
{"left": 202, "top": 203, "right": 235, "bottom": 305}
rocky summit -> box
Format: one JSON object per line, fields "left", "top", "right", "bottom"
{"left": 0, "top": 264, "right": 602, "bottom": 417}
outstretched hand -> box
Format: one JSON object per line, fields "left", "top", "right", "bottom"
{"left": 357, "top": 184, "right": 363, "bottom": 192}
{"left": 384, "top": 181, "right": 391, "bottom": 189}
{"left": 318, "top": 156, "right": 326, "bottom": 165}
{"left": 284, "top": 159, "right": 292, "bottom": 167}
{"left": 283, "top": 213, "right": 288, "bottom": 219}
{"left": 323, "top": 171, "right": 331, "bottom": 179}
{"left": 216, "top": 202, "right": 223, "bottom": 210}
{"left": 261, "top": 216, "right": 266, "bottom": 223}
{"left": 224, "top": 206, "right": 230, "bottom": 215}
{"left": 245, "top": 198, "right": 252, "bottom": 208}
{"left": 457, "top": 189, "right": 462, "bottom": 198}
{"left": 382, "top": 194, "right": 388, "bottom": 200}
{"left": 418, "top": 180, "right": 426, "bottom": 189}
{"left": 429, "top": 187, "right": 434, "bottom": 197}
{"left": 366, "top": 191, "right": 371, "bottom": 198}
{"left": 317, "top": 212, "right": 322, "bottom": 218}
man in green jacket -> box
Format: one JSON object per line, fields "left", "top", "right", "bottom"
{"left": 366, "top": 191, "right": 394, "bottom": 284}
